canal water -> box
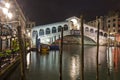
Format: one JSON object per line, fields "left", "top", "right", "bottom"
{"left": 5, "top": 45, "right": 120, "bottom": 80}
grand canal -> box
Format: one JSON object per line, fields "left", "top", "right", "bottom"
{"left": 5, "top": 45, "right": 120, "bottom": 80}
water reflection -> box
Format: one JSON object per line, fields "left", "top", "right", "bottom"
{"left": 113, "top": 47, "right": 119, "bottom": 72}
{"left": 107, "top": 47, "right": 114, "bottom": 73}
{"left": 26, "top": 51, "right": 59, "bottom": 80}
{"left": 26, "top": 53, "right": 31, "bottom": 69}
{"left": 70, "top": 56, "right": 80, "bottom": 80}
{"left": 25, "top": 45, "right": 110, "bottom": 80}
{"left": 6, "top": 45, "right": 120, "bottom": 80}
{"left": 106, "top": 47, "right": 120, "bottom": 80}
{"left": 107, "top": 47, "right": 120, "bottom": 73}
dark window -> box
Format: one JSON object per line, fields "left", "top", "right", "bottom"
{"left": 104, "top": 33, "right": 107, "bottom": 37}
{"left": 32, "top": 30, "right": 38, "bottom": 37}
{"left": 85, "top": 27, "right": 89, "bottom": 32}
{"left": 108, "top": 24, "right": 110, "bottom": 28}
{"left": 52, "top": 27, "right": 56, "bottom": 33}
{"left": 95, "top": 30, "right": 97, "bottom": 33}
{"left": 118, "top": 19, "right": 120, "bottom": 21}
{"left": 113, "top": 29, "right": 115, "bottom": 32}
{"left": 64, "top": 24, "right": 68, "bottom": 31}
{"left": 118, "top": 30, "right": 120, "bottom": 33}
{"left": 29, "top": 24, "right": 31, "bottom": 28}
{"left": 113, "top": 19, "right": 116, "bottom": 22}
{"left": 108, "top": 20, "right": 110, "bottom": 23}
{"left": 32, "top": 24, "right": 35, "bottom": 27}
{"left": 99, "top": 32, "right": 103, "bottom": 36}
{"left": 58, "top": 26, "right": 62, "bottom": 32}
{"left": 90, "top": 29, "right": 94, "bottom": 33}
{"left": 113, "top": 23, "right": 116, "bottom": 27}
{"left": 118, "top": 24, "right": 120, "bottom": 27}
{"left": 39, "top": 29, "right": 44, "bottom": 36}
{"left": 46, "top": 28, "right": 50, "bottom": 34}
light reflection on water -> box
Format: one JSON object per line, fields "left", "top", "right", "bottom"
{"left": 5, "top": 45, "right": 120, "bottom": 80}
{"left": 26, "top": 45, "right": 120, "bottom": 80}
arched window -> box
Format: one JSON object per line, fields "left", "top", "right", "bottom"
{"left": 52, "top": 27, "right": 56, "bottom": 33}
{"left": 85, "top": 27, "right": 89, "bottom": 32}
{"left": 39, "top": 29, "right": 44, "bottom": 36}
{"left": 58, "top": 26, "right": 62, "bottom": 32}
{"left": 32, "top": 30, "right": 38, "bottom": 37}
{"left": 46, "top": 28, "right": 50, "bottom": 34}
{"left": 64, "top": 24, "right": 68, "bottom": 31}
{"left": 95, "top": 30, "right": 97, "bottom": 33}
{"left": 90, "top": 28, "right": 94, "bottom": 33}
{"left": 104, "top": 33, "right": 107, "bottom": 37}
{"left": 99, "top": 32, "right": 103, "bottom": 36}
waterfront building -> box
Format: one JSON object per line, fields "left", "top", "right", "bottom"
{"left": 86, "top": 16, "right": 106, "bottom": 31}
{"left": 0, "top": 0, "right": 27, "bottom": 51}
{"left": 26, "top": 21, "right": 36, "bottom": 38}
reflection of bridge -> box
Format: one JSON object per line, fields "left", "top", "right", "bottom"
{"left": 31, "top": 16, "right": 107, "bottom": 46}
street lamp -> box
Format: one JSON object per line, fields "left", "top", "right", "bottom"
{"left": 2, "top": 8, "right": 13, "bottom": 20}
{"left": 1, "top": 2, "right": 12, "bottom": 20}
{"left": 5, "top": 2, "right": 10, "bottom": 9}
{"left": 0, "top": 2, "right": 13, "bottom": 51}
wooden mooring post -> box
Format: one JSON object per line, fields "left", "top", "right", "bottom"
{"left": 96, "top": 17, "right": 100, "bottom": 80}
{"left": 17, "top": 26, "right": 26, "bottom": 80}
{"left": 80, "top": 15, "right": 84, "bottom": 80}
{"left": 59, "top": 27, "right": 63, "bottom": 80}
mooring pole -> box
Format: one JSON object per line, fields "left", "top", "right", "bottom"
{"left": 17, "top": 26, "right": 26, "bottom": 80}
{"left": 96, "top": 17, "right": 100, "bottom": 80}
{"left": 60, "top": 27, "right": 63, "bottom": 80}
{"left": 80, "top": 15, "right": 84, "bottom": 80}
{"left": 107, "top": 30, "right": 110, "bottom": 80}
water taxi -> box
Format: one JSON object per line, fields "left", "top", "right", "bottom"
{"left": 40, "top": 44, "right": 50, "bottom": 54}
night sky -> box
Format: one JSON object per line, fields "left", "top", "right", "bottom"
{"left": 17, "top": 0, "right": 120, "bottom": 25}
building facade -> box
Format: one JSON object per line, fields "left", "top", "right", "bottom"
{"left": 106, "top": 14, "right": 120, "bottom": 35}
{"left": 0, "top": 0, "right": 27, "bottom": 51}
{"left": 26, "top": 21, "right": 36, "bottom": 38}
{"left": 86, "top": 16, "right": 106, "bottom": 31}
{"left": 86, "top": 14, "right": 120, "bottom": 35}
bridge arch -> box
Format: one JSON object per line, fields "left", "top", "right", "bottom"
{"left": 46, "top": 28, "right": 50, "bottom": 34}
{"left": 52, "top": 27, "right": 56, "bottom": 33}
{"left": 39, "top": 29, "right": 44, "bottom": 36}
{"left": 90, "top": 28, "right": 94, "bottom": 33}
{"left": 32, "top": 30, "right": 38, "bottom": 38}
{"left": 64, "top": 24, "right": 68, "bottom": 31}
{"left": 58, "top": 26, "right": 62, "bottom": 32}
{"left": 104, "top": 33, "right": 107, "bottom": 37}
{"left": 99, "top": 32, "right": 103, "bottom": 36}
{"left": 85, "top": 27, "right": 89, "bottom": 32}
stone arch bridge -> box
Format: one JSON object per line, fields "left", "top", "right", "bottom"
{"left": 31, "top": 16, "right": 107, "bottom": 46}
